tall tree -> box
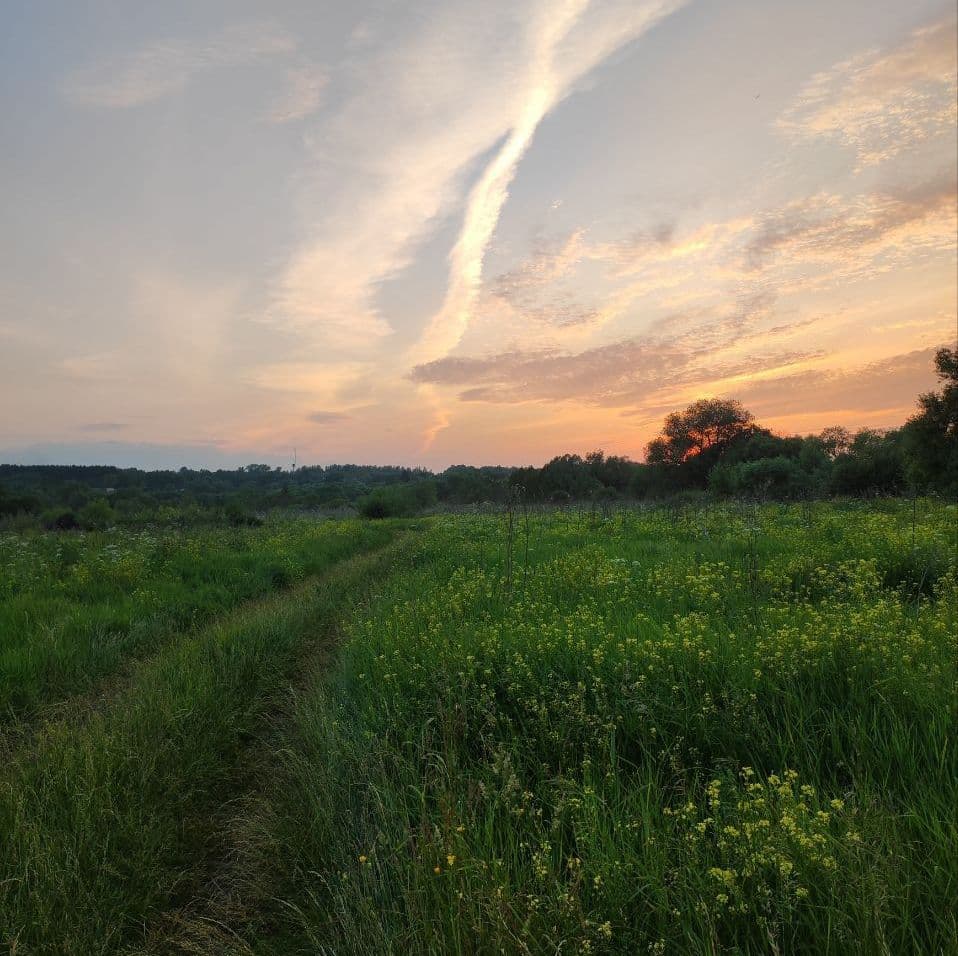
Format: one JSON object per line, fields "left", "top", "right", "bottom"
{"left": 645, "top": 398, "right": 755, "bottom": 466}
{"left": 902, "top": 347, "right": 958, "bottom": 494}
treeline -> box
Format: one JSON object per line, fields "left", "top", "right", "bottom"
{"left": 0, "top": 461, "right": 513, "bottom": 529}
{"left": 512, "top": 347, "right": 956, "bottom": 504}
{"left": 511, "top": 426, "right": 911, "bottom": 503}
{"left": 1, "top": 348, "right": 954, "bottom": 527}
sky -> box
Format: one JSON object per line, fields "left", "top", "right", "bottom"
{"left": 1, "top": 0, "right": 955, "bottom": 469}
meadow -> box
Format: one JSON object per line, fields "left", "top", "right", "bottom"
{"left": 0, "top": 500, "right": 955, "bottom": 954}
{"left": 0, "top": 520, "right": 395, "bottom": 723}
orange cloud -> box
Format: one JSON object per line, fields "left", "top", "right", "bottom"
{"left": 725, "top": 346, "right": 943, "bottom": 420}
{"left": 744, "top": 176, "right": 957, "bottom": 275}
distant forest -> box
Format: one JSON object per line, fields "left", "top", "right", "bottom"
{"left": 2, "top": 347, "right": 955, "bottom": 528}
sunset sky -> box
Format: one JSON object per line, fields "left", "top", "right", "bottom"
{"left": 2, "top": 1, "right": 956, "bottom": 469}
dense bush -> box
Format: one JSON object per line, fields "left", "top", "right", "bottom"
{"left": 710, "top": 456, "right": 816, "bottom": 499}
{"left": 358, "top": 481, "right": 438, "bottom": 518}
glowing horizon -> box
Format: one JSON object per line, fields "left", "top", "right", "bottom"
{"left": 1, "top": 1, "right": 955, "bottom": 470}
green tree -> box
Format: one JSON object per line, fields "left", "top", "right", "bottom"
{"left": 645, "top": 399, "right": 756, "bottom": 466}
{"left": 817, "top": 426, "right": 852, "bottom": 460}
{"left": 829, "top": 429, "right": 905, "bottom": 496}
{"left": 901, "top": 347, "right": 958, "bottom": 495}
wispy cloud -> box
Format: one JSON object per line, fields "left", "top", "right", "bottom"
{"left": 411, "top": 298, "right": 818, "bottom": 408}
{"left": 778, "top": 14, "right": 957, "bottom": 168}
{"left": 403, "top": 0, "right": 685, "bottom": 447}
{"left": 412, "top": 152, "right": 957, "bottom": 414}
{"left": 265, "top": 1, "right": 685, "bottom": 381}
{"left": 490, "top": 230, "right": 598, "bottom": 327}
{"left": 479, "top": 217, "right": 754, "bottom": 339}
{"left": 18, "top": 3, "right": 954, "bottom": 465}
{"left": 434, "top": 343, "right": 820, "bottom": 407}
{"left": 744, "top": 175, "right": 957, "bottom": 274}
{"left": 469, "top": 170, "right": 955, "bottom": 349}
{"left": 410, "top": 0, "right": 684, "bottom": 367}
{"left": 64, "top": 21, "right": 297, "bottom": 108}
{"left": 729, "top": 347, "right": 943, "bottom": 418}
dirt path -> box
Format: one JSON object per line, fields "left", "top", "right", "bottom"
{"left": 123, "top": 532, "right": 413, "bottom": 955}
{"left": 0, "top": 534, "right": 398, "bottom": 766}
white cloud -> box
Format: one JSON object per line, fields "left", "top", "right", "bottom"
{"left": 409, "top": 0, "right": 684, "bottom": 367}
{"left": 264, "top": 0, "right": 685, "bottom": 368}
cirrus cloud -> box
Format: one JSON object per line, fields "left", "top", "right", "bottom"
{"left": 778, "top": 14, "right": 958, "bottom": 169}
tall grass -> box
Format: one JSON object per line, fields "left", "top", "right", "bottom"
{"left": 242, "top": 502, "right": 957, "bottom": 954}
{"left": 0, "top": 519, "right": 389, "bottom": 722}
{"left": 0, "top": 524, "right": 407, "bottom": 955}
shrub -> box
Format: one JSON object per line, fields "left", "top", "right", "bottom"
{"left": 78, "top": 499, "right": 115, "bottom": 531}
{"left": 358, "top": 481, "right": 437, "bottom": 519}
{"left": 711, "top": 456, "right": 813, "bottom": 499}
{"left": 43, "top": 510, "right": 81, "bottom": 531}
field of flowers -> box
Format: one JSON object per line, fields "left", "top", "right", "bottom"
{"left": 0, "top": 501, "right": 954, "bottom": 955}
{"left": 0, "top": 519, "right": 393, "bottom": 722}
{"left": 245, "top": 500, "right": 957, "bottom": 955}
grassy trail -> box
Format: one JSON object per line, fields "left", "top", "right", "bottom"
{"left": 127, "top": 533, "right": 418, "bottom": 956}
{"left": 0, "top": 573, "right": 333, "bottom": 766}
{"left": 0, "top": 526, "right": 417, "bottom": 956}
{"left": 0, "top": 521, "right": 394, "bottom": 726}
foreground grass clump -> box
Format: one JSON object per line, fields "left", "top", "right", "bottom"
{"left": 0, "top": 519, "right": 389, "bottom": 721}
{"left": 252, "top": 502, "right": 957, "bottom": 955}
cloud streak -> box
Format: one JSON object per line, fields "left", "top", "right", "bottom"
{"left": 744, "top": 175, "right": 957, "bottom": 274}
{"left": 411, "top": 292, "right": 818, "bottom": 409}
{"left": 469, "top": 171, "right": 955, "bottom": 345}
{"left": 410, "top": 0, "right": 684, "bottom": 366}
{"left": 264, "top": 2, "right": 684, "bottom": 371}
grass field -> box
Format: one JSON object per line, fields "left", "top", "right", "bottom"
{"left": 0, "top": 520, "right": 395, "bottom": 723}
{"left": 0, "top": 501, "right": 955, "bottom": 954}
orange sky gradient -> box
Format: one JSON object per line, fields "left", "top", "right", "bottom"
{"left": 1, "top": 1, "right": 955, "bottom": 469}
